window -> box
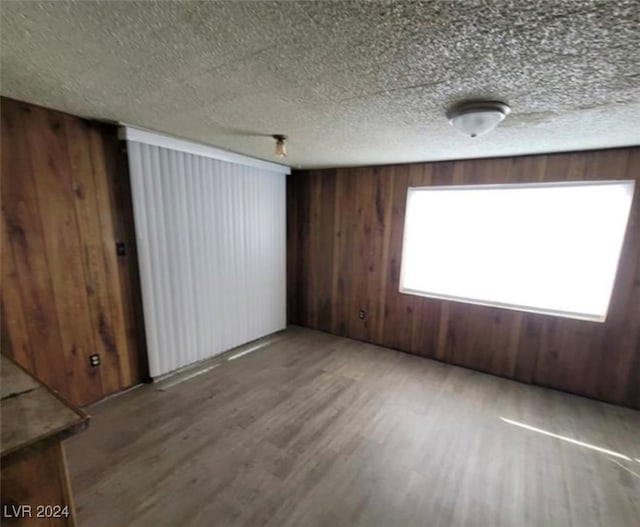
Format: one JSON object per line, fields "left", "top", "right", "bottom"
{"left": 399, "top": 180, "right": 635, "bottom": 322}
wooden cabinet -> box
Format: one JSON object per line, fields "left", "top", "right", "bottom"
{"left": 1, "top": 356, "right": 89, "bottom": 526}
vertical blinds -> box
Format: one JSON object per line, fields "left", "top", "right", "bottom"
{"left": 124, "top": 129, "right": 288, "bottom": 377}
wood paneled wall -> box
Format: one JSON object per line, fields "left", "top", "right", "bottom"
{"left": 288, "top": 147, "right": 640, "bottom": 409}
{"left": 1, "top": 97, "right": 146, "bottom": 406}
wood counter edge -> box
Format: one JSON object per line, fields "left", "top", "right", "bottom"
{"left": 1, "top": 355, "right": 91, "bottom": 465}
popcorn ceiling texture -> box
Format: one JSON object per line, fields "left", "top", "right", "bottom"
{"left": 1, "top": 0, "right": 639, "bottom": 168}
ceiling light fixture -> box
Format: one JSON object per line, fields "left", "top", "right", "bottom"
{"left": 273, "top": 134, "right": 287, "bottom": 158}
{"left": 446, "top": 101, "right": 511, "bottom": 138}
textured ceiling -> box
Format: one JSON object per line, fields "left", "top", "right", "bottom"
{"left": 1, "top": 0, "right": 639, "bottom": 168}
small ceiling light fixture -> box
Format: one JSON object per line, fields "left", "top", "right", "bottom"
{"left": 446, "top": 101, "right": 511, "bottom": 138}
{"left": 273, "top": 134, "right": 287, "bottom": 158}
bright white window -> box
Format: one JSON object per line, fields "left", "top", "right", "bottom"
{"left": 399, "top": 180, "right": 635, "bottom": 322}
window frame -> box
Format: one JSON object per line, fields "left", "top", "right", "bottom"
{"left": 398, "top": 179, "right": 635, "bottom": 322}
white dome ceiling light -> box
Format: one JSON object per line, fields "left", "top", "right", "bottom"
{"left": 446, "top": 101, "right": 511, "bottom": 138}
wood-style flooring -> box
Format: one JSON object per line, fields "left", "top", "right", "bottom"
{"left": 66, "top": 326, "right": 640, "bottom": 527}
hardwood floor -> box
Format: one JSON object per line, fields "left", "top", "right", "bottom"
{"left": 66, "top": 327, "right": 640, "bottom": 527}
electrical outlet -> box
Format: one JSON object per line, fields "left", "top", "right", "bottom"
{"left": 358, "top": 310, "right": 366, "bottom": 319}
{"left": 89, "top": 354, "right": 101, "bottom": 368}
